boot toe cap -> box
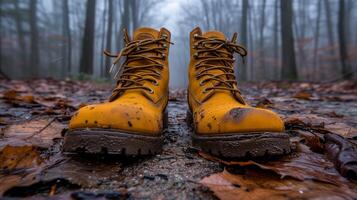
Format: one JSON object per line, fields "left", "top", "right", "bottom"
{"left": 195, "top": 105, "right": 284, "bottom": 134}
{"left": 69, "top": 102, "right": 162, "bottom": 135}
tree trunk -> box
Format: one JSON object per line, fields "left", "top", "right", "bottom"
{"left": 201, "top": 0, "right": 211, "bottom": 30}
{"left": 100, "top": 0, "right": 108, "bottom": 76}
{"left": 259, "top": 0, "right": 266, "bottom": 80}
{"left": 29, "top": 0, "right": 40, "bottom": 77}
{"left": 280, "top": 0, "right": 297, "bottom": 80}
{"left": 130, "top": 0, "right": 138, "bottom": 32}
{"left": 79, "top": 0, "right": 96, "bottom": 75}
{"left": 273, "top": 0, "right": 279, "bottom": 80}
{"left": 118, "top": 0, "right": 130, "bottom": 49}
{"left": 313, "top": 0, "right": 322, "bottom": 80}
{"left": 105, "top": 0, "right": 113, "bottom": 75}
{"left": 248, "top": 2, "right": 254, "bottom": 80}
{"left": 323, "top": 0, "right": 335, "bottom": 51}
{"left": 62, "top": 0, "right": 71, "bottom": 77}
{"left": 13, "top": 0, "right": 27, "bottom": 70}
{"left": 338, "top": 0, "right": 351, "bottom": 79}
{"left": 239, "top": 0, "right": 248, "bottom": 81}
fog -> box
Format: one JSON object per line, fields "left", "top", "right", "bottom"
{"left": 1, "top": 0, "right": 356, "bottom": 88}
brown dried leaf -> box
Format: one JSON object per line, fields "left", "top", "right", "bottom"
{"left": 1, "top": 119, "right": 63, "bottom": 148}
{"left": 0, "top": 145, "right": 43, "bottom": 170}
{"left": 285, "top": 114, "right": 357, "bottom": 138}
{"left": 0, "top": 145, "right": 43, "bottom": 196}
{"left": 293, "top": 91, "right": 312, "bottom": 100}
{"left": 2, "top": 90, "right": 18, "bottom": 100}
{"left": 200, "top": 169, "right": 357, "bottom": 200}
{"left": 199, "top": 145, "right": 348, "bottom": 185}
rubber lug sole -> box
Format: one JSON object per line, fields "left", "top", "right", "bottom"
{"left": 63, "top": 109, "right": 168, "bottom": 155}
{"left": 186, "top": 109, "right": 291, "bottom": 158}
{"left": 63, "top": 129, "right": 164, "bottom": 155}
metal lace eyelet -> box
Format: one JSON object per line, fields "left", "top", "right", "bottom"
{"left": 199, "top": 81, "right": 204, "bottom": 86}
{"left": 148, "top": 88, "right": 154, "bottom": 94}
{"left": 202, "top": 88, "right": 208, "bottom": 93}
{"left": 161, "top": 33, "right": 168, "bottom": 39}
{"left": 193, "top": 33, "right": 199, "bottom": 38}
{"left": 162, "top": 43, "right": 167, "bottom": 48}
{"left": 192, "top": 44, "right": 197, "bottom": 49}
{"left": 232, "top": 57, "right": 236, "bottom": 61}
{"left": 153, "top": 81, "right": 159, "bottom": 86}
{"left": 161, "top": 53, "right": 166, "bottom": 58}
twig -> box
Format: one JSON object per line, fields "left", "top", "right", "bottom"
{"left": 26, "top": 118, "right": 57, "bottom": 139}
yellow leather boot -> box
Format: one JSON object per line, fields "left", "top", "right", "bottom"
{"left": 64, "top": 27, "right": 171, "bottom": 155}
{"left": 187, "top": 27, "right": 290, "bottom": 158}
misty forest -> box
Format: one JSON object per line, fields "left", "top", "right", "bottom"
{"left": 0, "top": 0, "right": 356, "bottom": 199}
{"left": 1, "top": 0, "right": 356, "bottom": 85}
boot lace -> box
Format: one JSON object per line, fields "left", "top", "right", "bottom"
{"left": 193, "top": 33, "right": 247, "bottom": 101}
{"left": 104, "top": 30, "right": 172, "bottom": 101}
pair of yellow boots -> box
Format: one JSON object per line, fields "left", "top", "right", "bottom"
{"left": 64, "top": 27, "right": 290, "bottom": 158}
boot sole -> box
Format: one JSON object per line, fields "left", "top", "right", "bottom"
{"left": 63, "top": 110, "right": 168, "bottom": 156}
{"left": 187, "top": 110, "right": 291, "bottom": 158}
{"left": 63, "top": 130, "right": 164, "bottom": 155}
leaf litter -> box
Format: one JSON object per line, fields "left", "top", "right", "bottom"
{"left": 0, "top": 78, "right": 356, "bottom": 199}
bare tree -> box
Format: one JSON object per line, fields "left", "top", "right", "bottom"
{"left": 13, "top": 0, "right": 27, "bottom": 68}
{"left": 273, "top": 0, "right": 279, "bottom": 80}
{"left": 323, "top": 0, "right": 335, "bottom": 52}
{"left": 118, "top": 0, "right": 130, "bottom": 49}
{"left": 239, "top": 0, "right": 248, "bottom": 81}
{"left": 258, "top": 0, "right": 266, "bottom": 80}
{"left": 338, "top": 0, "right": 352, "bottom": 79}
{"left": 29, "top": 0, "right": 40, "bottom": 77}
{"left": 130, "top": 0, "right": 138, "bottom": 33}
{"left": 100, "top": 0, "right": 108, "bottom": 76}
{"left": 79, "top": 0, "right": 96, "bottom": 75}
{"left": 280, "top": 0, "right": 297, "bottom": 80}
{"left": 313, "top": 0, "right": 322, "bottom": 79}
{"left": 105, "top": 0, "right": 114, "bottom": 75}
{"left": 62, "top": 0, "right": 71, "bottom": 76}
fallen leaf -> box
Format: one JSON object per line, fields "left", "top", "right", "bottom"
{"left": 200, "top": 169, "right": 357, "bottom": 200}
{"left": 0, "top": 145, "right": 43, "bottom": 170}
{"left": 2, "top": 90, "right": 17, "bottom": 100}
{"left": 1, "top": 119, "right": 63, "bottom": 148}
{"left": 285, "top": 114, "right": 357, "bottom": 138}
{"left": 199, "top": 144, "right": 348, "bottom": 185}
{"left": 0, "top": 145, "right": 43, "bottom": 196}
{"left": 293, "top": 91, "right": 312, "bottom": 100}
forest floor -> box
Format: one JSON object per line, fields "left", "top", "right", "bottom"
{"left": 0, "top": 78, "right": 356, "bottom": 199}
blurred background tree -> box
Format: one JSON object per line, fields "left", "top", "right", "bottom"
{"left": 0, "top": 0, "right": 356, "bottom": 86}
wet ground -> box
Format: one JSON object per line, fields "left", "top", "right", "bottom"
{"left": 0, "top": 79, "right": 356, "bottom": 199}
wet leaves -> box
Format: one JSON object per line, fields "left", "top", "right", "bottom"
{"left": 200, "top": 169, "right": 357, "bottom": 200}
{"left": 285, "top": 114, "right": 357, "bottom": 138}
{"left": 1, "top": 79, "right": 356, "bottom": 198}
{"left": 0, "top": 145, "right": 43, "bottom": 196}
{"left": 199, "top": 143, "right": 351, "bottom": 185}
{"left": 1, "top": 119, "right": 63, "bottom": 148}
{"left": 0, "top": 145, "right": 43, "bottom": 170}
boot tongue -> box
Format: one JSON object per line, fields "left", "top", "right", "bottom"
{"left": 133, "top": 27, "right": 160, "bottom": 40}
{"left": 202, "top": 31, "right": 226, "bottom": 40}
